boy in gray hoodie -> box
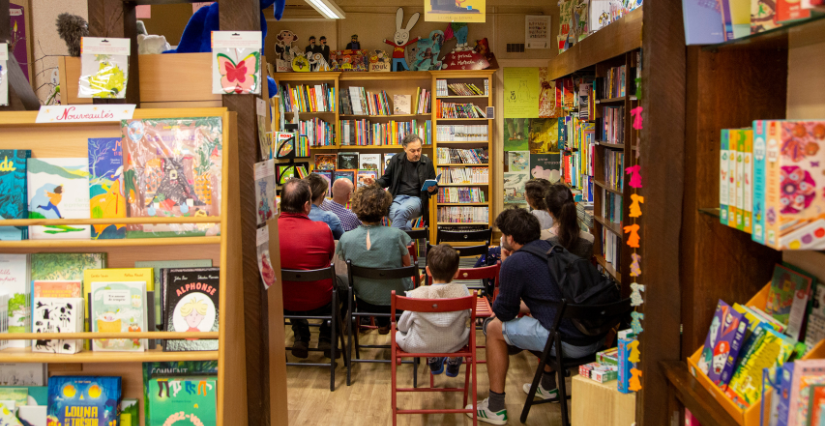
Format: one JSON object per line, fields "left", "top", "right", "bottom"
{"left": 396, "top": 244, "right": 471, "bottom": 377}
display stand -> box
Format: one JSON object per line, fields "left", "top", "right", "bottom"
{"left": 0, "top": 107, "right": 246, "bottom": 426}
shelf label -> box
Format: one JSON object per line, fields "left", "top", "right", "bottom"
{"left": 36, "top": 105, "right": 136, "bottom": 123}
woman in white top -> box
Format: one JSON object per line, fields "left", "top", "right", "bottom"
{"left": 540, "top": 183, "right": 595, "bottom": 259}
{"left": 525, "top": 178, "right": 554, "bottom": 229}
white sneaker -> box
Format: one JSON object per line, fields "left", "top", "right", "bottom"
{"left": 465, "top": 398, "right": 508, "bottom": 425}
{"left": 522, "top": 383, "right": 559, "bottom": 401}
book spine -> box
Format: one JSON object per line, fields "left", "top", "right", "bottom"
{"left": 719, "top": 316, "right": 749, "bottom": 386}
{"left": 720, "top": 130, "right": 729, "bottom": 226}
{"left": 743, "top": 129, "right": 753, "bottom": 234}
{"left": 721, "top": 0, "right": 735, "bottom": 40}
{"left": 727, "top": 130, "right": 738, "bottom": 230}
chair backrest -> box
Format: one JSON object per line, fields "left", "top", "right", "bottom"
{"left": 280, "top": 264, "right": 336, "bottom": 282}
{"left": 391, "top": 290, "right": 478, "bottom": 321}
{"left": 404, "top": 227, "right": 429, "bottom": 241}
{"left": 427, "top": 262, "right": 500, "bottom": 290}
{"left": 426, "top": 243, "right": 488, "bottom": 258}
{"left": 436, "top": 228, "right": 492, "bottom": 245}
{"left": 346, "top": 260, "right": 421, "bottom": 289}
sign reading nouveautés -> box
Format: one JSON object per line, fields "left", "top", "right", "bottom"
{"left": 35, "top": 105, "right": 136, "bottom": 123}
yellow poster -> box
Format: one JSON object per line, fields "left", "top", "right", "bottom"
{"left": 504, "top": 67, "right": 539, "bottom": 118}
{"left": 425, "top": 0, "right": 486, "bottom": 23}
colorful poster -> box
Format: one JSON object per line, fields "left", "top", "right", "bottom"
{"left": 538, "top": 68, "right": 562, "bottom": 118}
{"left": 504, "top": 118, "right": 529, "bottom": 151}
{"left": 503, "top": 67, "right": 539, "bottom": 118}
{"left": 528, "top": 118, "right": 559, "bottom": 153}
{"left": 425, "top": 0, "right": 486, "bottom": 23}
{"left": 503, "top": 172, "right": 529, "bottom": 205}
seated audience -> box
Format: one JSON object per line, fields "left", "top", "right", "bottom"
{"left": 467, "top": 208, "right": 604, "bottom": 424}
{"left": 541, "top": 183, "right": 594, "bottom": 259}
{"left": 305, "top": 173, "right": 344, "bottom": 240}
{"left": 525, "top": 178, "right": 554, "bottom": 229}
{"left": 278, "top": 178, "right": 338, "bottom": 359}
{"left": 337, "top": 184, "right": 413, "bottom": 335}
{"left": 321, "top": 178, "right": 361, "bottom": 232}
{"left": 396, "top": 244, "right": 470, "bottom": 377}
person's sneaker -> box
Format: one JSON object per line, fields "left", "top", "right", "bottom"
{"left": 522, "top": 382, "right": 559, "bottom": 402}
{"left": 378, "top": 324, "right": 390, "bottom": 335}
{"left": 318, "top": 340, "right": 340, "bottom": 359}
{"left": 465, "top": 398, "right": 508, "bottom": 425}
{"left": 291, "top": 340, "right": 309, "bottom": 359}
{"left": 445, "top": 358, "right": 463, "bottom": 378}
{"left": 429, "top": 357, "right": 445, "bottom": 375}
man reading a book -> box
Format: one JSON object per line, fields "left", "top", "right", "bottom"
{"left": 361, "top": 133, "right": 436, "bottom": 231}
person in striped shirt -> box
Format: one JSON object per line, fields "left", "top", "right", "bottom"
{"left": 320, "top": 178, "right": 361, "bottom": 232}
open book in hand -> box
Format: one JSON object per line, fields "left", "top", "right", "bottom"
{"left": 421, "top": 173, "right": 442, "bottom": 191}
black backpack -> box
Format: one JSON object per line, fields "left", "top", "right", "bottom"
{"left": 520, "top": 242, "right": 622, "bottom": 336}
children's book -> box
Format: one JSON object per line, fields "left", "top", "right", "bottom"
{"left": 162, "top": 268, "right": 220, "bottom": 351}
{"left": 0, "top": 150, "right": 31, "bottom": 241}
{"left": 314, "top": 154, "right": 336, "bottom": 171}
{"left": 808, "top": 384, "right": 825, "bottom": 426}
{"left": 356, "top": 170, "right": 378, "bottom": 189}
{"left": 776, "top": 362, "right": 795, "bottom": 426}
{"left": 147, "top": 377, "right": 216, "bottom": 426}
{"left": 0, "top": 254, "right": 30, "bottom": 348}
{"left": 744, "top": 304, "right": 787, "bottom": 333}
{"left": 0, "top": 403, "right": 21, "bottom": 426}
{"left": 736, "top": 130, "right": 746, "bottom": 231}
{"left": 682, "top": 0, "right": 725, "bottom": 44}
{"left": 27, "top": 158, "right": 91, "bottom": 240}
{"left": 333, "top": 170, "right": 355, "bottom": 186}
{"left": 730, "top": 0, "right": 752, "bottom": 38}
{"left": 721, "top": 0, "right": 735, "bottom": 40}
{"left": 698, "top": 300, "right": 726, "bottom": 375}
{"left": 806, "top": 281, "right": 825, "bottom": 351}
{"left": 32, "top": 281, "right": 82, "bottom": 299}
{"left": 0, "top": 365, "right": 46, "bottom": 387}
{"left": 83, "top": 268, "right": 154, "bottom": 329}
{"left": 767, "top": 264, "right": 813, "bottom": 341}
{"left": 383, "top": 153, "right": 396, "bottom": 171}
{"left": 337, "top": 152, "right": 359, "bottom": 170}
{"left": 134, "top": 260, "right": 212, "bottom": 334}
{"left": 18, "top": 405, "right": 46, "bottom": 426}
{"left": 0, "top": 388, "right": 28, "bottom": 408}
{"left": 777, "top": 0, "right": 812, "bottom": 23}
{"left": 741, "top": 129, "right": 754, "bottom": 234}
{"left": 88, "top": 138, "right": 126, "bottom": 240}
{"left": 313, "top": 170, "right": 332, "bottom": 196}
{"left": 393, "top": 94, "right": 411, "bottom": 115}
{"left": 141, "top": 361, "right": 218, "bottom": 425}
{"left": 254, "top": 160, "right": 276, "bottom": 226}
{"left": 122, "top": 117, "right": 222, "bottom": 238}
{"left": 31, "top": 297, "right": 84, "bottom": 354}
{"left": 120, "top": 399, "right": 138, "bottom": 426}
{"left": 728, "top": 129, "right": 739, "bottom": 230}
{"left": 90, "top": 281, "right": 147, "bottom": 352}
{"left": 30, "top": 253, "right": 106, "bottom": 282}
{"left": 720, "top": 132, "right": 730, "bottom": 225}
{"left": 789, "top": 360, "right": 825, "bottom": 426}
{"left": 718, "top": 308, "right": 750, "bottom": 386}
{"left": 727, "top": 327, "right": 796, "bottom": 407}
{"left": 46, "top": 376, "right": 121, "bottom": 426}
{"left": 1, "top": 386, "right": 47, "bottom": 405}
{"left": 751, "top": 0, "right": 782, "bottom": 34}
{"left": 359, "top": 154, "right": 381, "bottom": 172}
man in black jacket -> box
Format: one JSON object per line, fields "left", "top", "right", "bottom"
{"left": 362, "top": 134, "right": 436, "bottom": 230}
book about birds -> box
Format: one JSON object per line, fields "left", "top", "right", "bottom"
{"left": 122, "top": 117, "right": 222, "bottom": 238}
{"left": 31, "top": 297, "right": 84, "bottom": 354}
{"left": 0, "top": 254, "right": 30, "bottom": 348}
{"left": 47, "top": 376, "right": 122, "bottom": 426}
{"left": 88, "top": 138, "right": 126, "bottom": 240}
{"left": 90, "top": 281, "right": 147, "bottom": 352}
{"left": 141, "top": 361, "right": 218, "bottom": 425}
{"left": 162, "top": 268, "right": 220, "bottom": 351}
{"left": 0, "top": 150, "right": 31, "bottom": 241}
{"left": 27, "top": 158, "right": 91, "bottom": 240}
{"left": 146, "top": 377, "right": 216, "bottom": 426}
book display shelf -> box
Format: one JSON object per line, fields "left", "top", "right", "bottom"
{"left": 0, "top": 108, "right": 246, "bottom": 426}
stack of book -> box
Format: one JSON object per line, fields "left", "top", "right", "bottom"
{"left": 602, "top": 190, "right": 622, "bottom": 225}
{"left": 436, "top": 166, "right": 489, "bottom": 184}
{"left": 436, "top": 101, "right": 487, "bottom": 119}
{"left": 436, "top": 148, "right": 487, "bottom": 164}
{"left": 436, "top": 125, "right": 488, "bottom": 142}
{"left": 437, "top": 187, "right": 487, "bottom": 203}
{"left": 278, "top": 83, "right": 336, "bottom": 113}
{"left": 599, "top": 105, "right": 625, "bottom": 144}
{"left": 340, "top": 87, "right": 391, "bottom": 116}
{"left": 437, "top": 206, "right": 489, "bottom": 224}
{"left": 600, "top": 66, "right": 627, "bottom": 99}
{"left": 339, "top": 119, "right": 432, "bottom": 146}
{"left": 299, "top": 117, "right": 335, "bottom": 147}
{"left": 411, "top": 87, "right": 432, "bottom": 114}
{"left": 604, "top": 151, "right": 624, "bottom": 191}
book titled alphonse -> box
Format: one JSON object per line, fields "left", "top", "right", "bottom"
{"left": 147, "top": 377, "right": 216, "bottom": 426}
{"left": 88, "top": 138, "right": 126, "bottom": 240}
{"left": 162, "top": 268, "right": 220, "bottom": 351}
{"left": 0, "top": 150, "right": 31, "bottom": 241}
{"left": 134, "top": 260, "right": 212, "bottom": 334}
{"left": 27, "top": 158, "right": 91, "bottom": 240}
{"left": 47, "top": 376, "right": 121, "bottom": 426}
{"left": 122, "top": 117, "right": 222, "bottom": 238}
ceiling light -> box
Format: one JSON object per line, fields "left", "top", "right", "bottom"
{"left": 304, "top": 0, "right": 345, "bottom": 19}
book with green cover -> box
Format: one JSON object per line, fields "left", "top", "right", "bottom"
{"left": 0, "top": 386, "right": 46, "bottom": 405}
{"left": 134, "top": 260, "right": 213, "bottom": 331}
{"left": 0, "top": 388, "right": 27, "bottom": 407}
{"left": 147, "top": 377, "right": 217, "bottom": 426}
{"left": 767, "top": 264, "right": 812, "bottom": 341}
{"left": 726, "top": 326, "right": 796, "bottom": 407}
{"left": 90, "top": 281, "right": 148, "bottom": 352}
{"left": 120, "top": 399, "right": 139, "bottom": 426}
{"left": 30, "top": 253, "right": 107, "bottom": 282}
{"left": 0, "top": 254, "right": 30, "bottom": 348}
{"left": 141, "top": 361, "right": 218, "bottom": 424}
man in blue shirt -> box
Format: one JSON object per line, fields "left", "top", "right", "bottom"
{"left": 305, "top": 174, "right": 344, "bottom": 240}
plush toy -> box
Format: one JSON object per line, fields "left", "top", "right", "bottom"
{"left": 383, "top": 8, "right": 420, "bottom": 72}
{"left": 137, "top": 34, "right": 171, "bottom": 55}
{"left": 166, "top": 0, "right": 286, "bottom": 95}
{"left": 56, "top": 13, "right": 88, "bottom": 57}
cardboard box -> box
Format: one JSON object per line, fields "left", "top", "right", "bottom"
{"left": 571, "top": 374, "right": 636, "bottom": 426}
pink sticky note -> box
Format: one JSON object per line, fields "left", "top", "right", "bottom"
{"left": 136, "top": 5, "right": 151, "bottom": 19}
{"left": 625, "top": 165, "right": 643, "bottom": 188}
{"left": 631, "top": 106, "right": 644, "bottom": 130}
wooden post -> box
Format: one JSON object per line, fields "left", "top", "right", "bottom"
{"left": 218, "top": 2, "right": 270, "bottom": 426}
{"left": 86, "top": 0, "right": 140, "bottom": 105}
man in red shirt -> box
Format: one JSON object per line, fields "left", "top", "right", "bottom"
{"left": 279, "top": 178, "right": 337, "bottom": 358}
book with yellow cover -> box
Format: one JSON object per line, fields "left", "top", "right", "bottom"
{"left": 82, "top": 268, "right": 154, "bottom": 323}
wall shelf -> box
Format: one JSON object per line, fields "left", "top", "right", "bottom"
{"left": 595, "top": 254, "right": 621, "bottom": 284}
{"left": 594, "top": 180, "right": 624, "bottom": 195}
{"left": 594, "top": 215, "right": 623, "bottom": 237}
{"left": 0, "top": 348, "right": 219, "bottom": 364}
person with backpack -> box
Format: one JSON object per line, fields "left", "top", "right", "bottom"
{"left": 466, "top": 207, "right": 606, "bottom": 425}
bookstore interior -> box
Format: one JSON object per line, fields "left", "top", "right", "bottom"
{"left": 2, "top": 0, "right": 825, "bottom": 425}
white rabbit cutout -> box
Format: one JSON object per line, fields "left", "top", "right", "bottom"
{"left": 384, "top": 8, "right": 422, "bottom": 72}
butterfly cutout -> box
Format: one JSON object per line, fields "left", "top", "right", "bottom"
{"left": 217, "top": 52, "right": 260, "bottom": 94}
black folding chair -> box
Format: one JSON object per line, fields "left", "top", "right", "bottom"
{"left": 281, "top": 264, "right": 348, "bottom": 392}
{"left": 520, "top": 298, "right": 633, "bottom": 426}
{"left": 436, "top": 227, "right": 492, "bottom": 246}
{"left": 404, "top": 227, "right": 429, "bottom": 264}
{"left": 345, "top": 260, "right": 422, "bottom": 387}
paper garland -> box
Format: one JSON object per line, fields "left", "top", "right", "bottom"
{"left": 630, "top": 283, "right": 644, "bottom": 307}
{"left": 623, "top": 224, "right": 640, "bottom": 248}
{"left": 630, "top": 311, "right": 644, "bottom": 334}
{"left": 629, "top": 368, "right": 643, "bottom": 391}
{"left": 630, "top": 254, "right": 642, "bottom": 277}
{"left": 629, "top": 194, "right": 644, "bottom": 218}
{"left": 631, "top": 106, "right": 644, "bottom": 130}
{"left": 628, "top": 340, "right": 641, "bottom": 363}
{"left": 625, "top": 102, "right": 645, "bottom": 389}
{"left": 625, "top": 165, "right": 642, "bottom": 188}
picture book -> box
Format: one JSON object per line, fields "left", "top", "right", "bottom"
{"left": 507, "top": 151, "right": 529, "bottom": 172}
{"left": 1, "top": 386, "right": 47, "bottom": 405}
{"left": 714, "top": 306, "right": 749, "bottom": 386}
{"left": 0, "top": 365, "right": 46, "bottom": 386}
{"left": 777, "top": 0, "right": 811, "bottom": 23}
{"left": 337, "top": 152, "right": 359, "bottom": 170}
{"left": 314, "top": 154, "right": 336, "bottom": 171}
{"left": 27, "top": 158, "right": 91, "bottom": 240}
{"left": 789, "top": 360, "right": 825, "bottom": 426}
{"left": 744, "top": 304, "right": 787, "bottom": 333}
{"left": 88, "top": 138, "right": 126, "bottom": 240}
{"left": 120, "top": 399, "right": 138, "bottom": 426}
{"left": 257, "top": 225, "right": 275, "bottom": 290}
{"left": 698, "top": 300, "right": 726, "bottom": 376}
{"left": 721, "top": 131, "right": 730, "bottom": 225}
{"left": 729, "top": 0, "right": 752, "bottom": 38}
{"left": 808, "top": 384, "right": 825, "bottom": 426}
{"left": 30, "top": 253, "right": 106, "bottom": 283}
{"left": 147, "top": 377, "right": 216, "bottom": 426}
{"left": 18, "top": 405, "right": 46, "bottom": 426}
{"left": 141, "top": 361, "right": 218, "bottom": 425}
{"left": 122, "top": 117, "right": 222, "bottom": 238}
{"left": 0, "top": 150, "right": 30, "bottom": 241}
{"left": 383, "top": 153, "right": 396, "bottom": 170}
{"left": 767, "top": 264, "right": 813, "bottom": 340}
{"left": 356, "top": 170, "right": 378, "bottom": 189}
{"left": 736, "top": 130, "right": 745, "bottom": 231}
{"left": 162, "top": 268, "right": 220, "bottom": 351}
{"left": 359, "top": 154, "right": 381, "bottom": 172}
{"left": 254, "top": 160, "right": 276, "bottom": 226}
{"left": 31, "top": 297, "right": 84, "bottom": 354}
{"left": 393, "top": 95, "right": 411, "bottom": 115}
{"left": 32, "top": 281, "right": 82, "bottom": 299}
{"left": 312, "top": 170, "right": 332, "bottom": 196}
{"left": 276, "top": 133, "right": 294, "bottom": 159}
{"left": 775, "top": 362, "right": 795, "bottom": 426}
{"left": 134, "top": 259, "right": 212, "bottom": 335}
{"left": 333, "top": 170, "right": 355, "bottom": 186}
{"left": 727, "top": 327, "right": 795, "bottom": 407}
{"left": 530, "top": 153, "right": 562, "bottom": 184}
{"left": 83, "top": 268, "right": 154, "bottom": 325}
{"left": 0, "top": 388, "right": 28, "bottom": 408}
{"left": 503, "top": 172, "right": 528, "bottom": 205}
{"left": 46, "top": 376, "right": 121, "bottom": 426}
{"left": 90, "top": 281, "right": 147, "bottom": 352}
{"left": 740, "top": 129, "right": 754, "bottom": 234}
{"left": 0, "top": 403, "right": 20, "bottom": 426}
{"left": 806, "top": 282, "right": 825, "bottom": 351}
{"left": 751, "top": 0, "right": 781, "bottom": 34}
{"left": 728, "top": 129, "right": 738, "bottom": 230}
{"left": 0, "top": 254, "right": 30, "bottom": 348}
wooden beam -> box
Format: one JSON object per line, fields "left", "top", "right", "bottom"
{"left": 86, "top": 0, "right": 140, "bottom": 105}
{"left": 636, "top": 1, "right": 685, "bottom": 425}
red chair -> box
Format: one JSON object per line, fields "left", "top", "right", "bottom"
{"left": 390, "top": 290, "right": 479, "bottom": 426}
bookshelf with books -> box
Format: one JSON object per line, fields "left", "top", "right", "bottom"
{"left": 0, "top": 108, "right": 246, "bottom": 426}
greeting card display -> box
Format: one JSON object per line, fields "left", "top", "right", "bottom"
{"left": 27, "top": 158, "right": 92, "bottom": 240}
{"left": 78, "top": 37, "right": 130, "bottom": 99}
{"left": 122, "top": 117, "right": 222, "bottom": 238}
{"left": 162, "top": 267, "right": 220, "bottom": 351}
{"left": 212, "top": 31, "right": 262, "bottom": 95}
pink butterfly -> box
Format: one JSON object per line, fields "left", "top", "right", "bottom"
{"left": 217, "top": 52, "right": 260, "bottom": 94}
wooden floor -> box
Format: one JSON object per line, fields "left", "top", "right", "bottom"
{"left": 284, "top": 325, "right": 568, "bottom": 426}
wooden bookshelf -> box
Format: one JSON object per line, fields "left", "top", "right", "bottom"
{"left": 0, "top": 108, "right": 245, "bottom": 426}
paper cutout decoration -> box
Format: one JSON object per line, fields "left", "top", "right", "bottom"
{"left": 631, "top": 106, "right": 644, "bottom": 130}
{"left": 630, "top": 311, "right": 644, "bottom": 334}
{"left": 275, "top": 30, "right": 299, "bottom": 72}
{"left": 625, "top": 165, "right": 643, "bottom": 188}
{"left": 630, "top": 283, "right": 645, "bottom": 307}
{"left": 308, "top": 52, "right": 330, "bottom": 72}
{"left": 212, "top": 32, "right": 262, "bottom": 95}
{"left": 624, "top": 224, "right": 640, "bottom": 248}
{"left": 628, "top": 339, "right": 641, "bottom": 363}
{"left": 630, "top": 253, "right": 642, "bottom": 277}
{"left": 368, "top": 49, "right": 391, "bottom": 72}
{"left": 629, "top": 368, "right": 643, "bottom": 391}
{"left": 292, "top": 52, "right": 310, "bottom": 72}
{"left": 629, "top": 194, "right": 645, "bottom": 218}
{"left": 384, "top": 8, "right": 421, "bottom": 72}
{"left": 410, "top": 30, "right": 445, "bottom": 71}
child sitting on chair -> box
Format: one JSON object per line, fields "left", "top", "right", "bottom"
{"left": 396, "top": 244, "right": 471, "bottom": 377}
